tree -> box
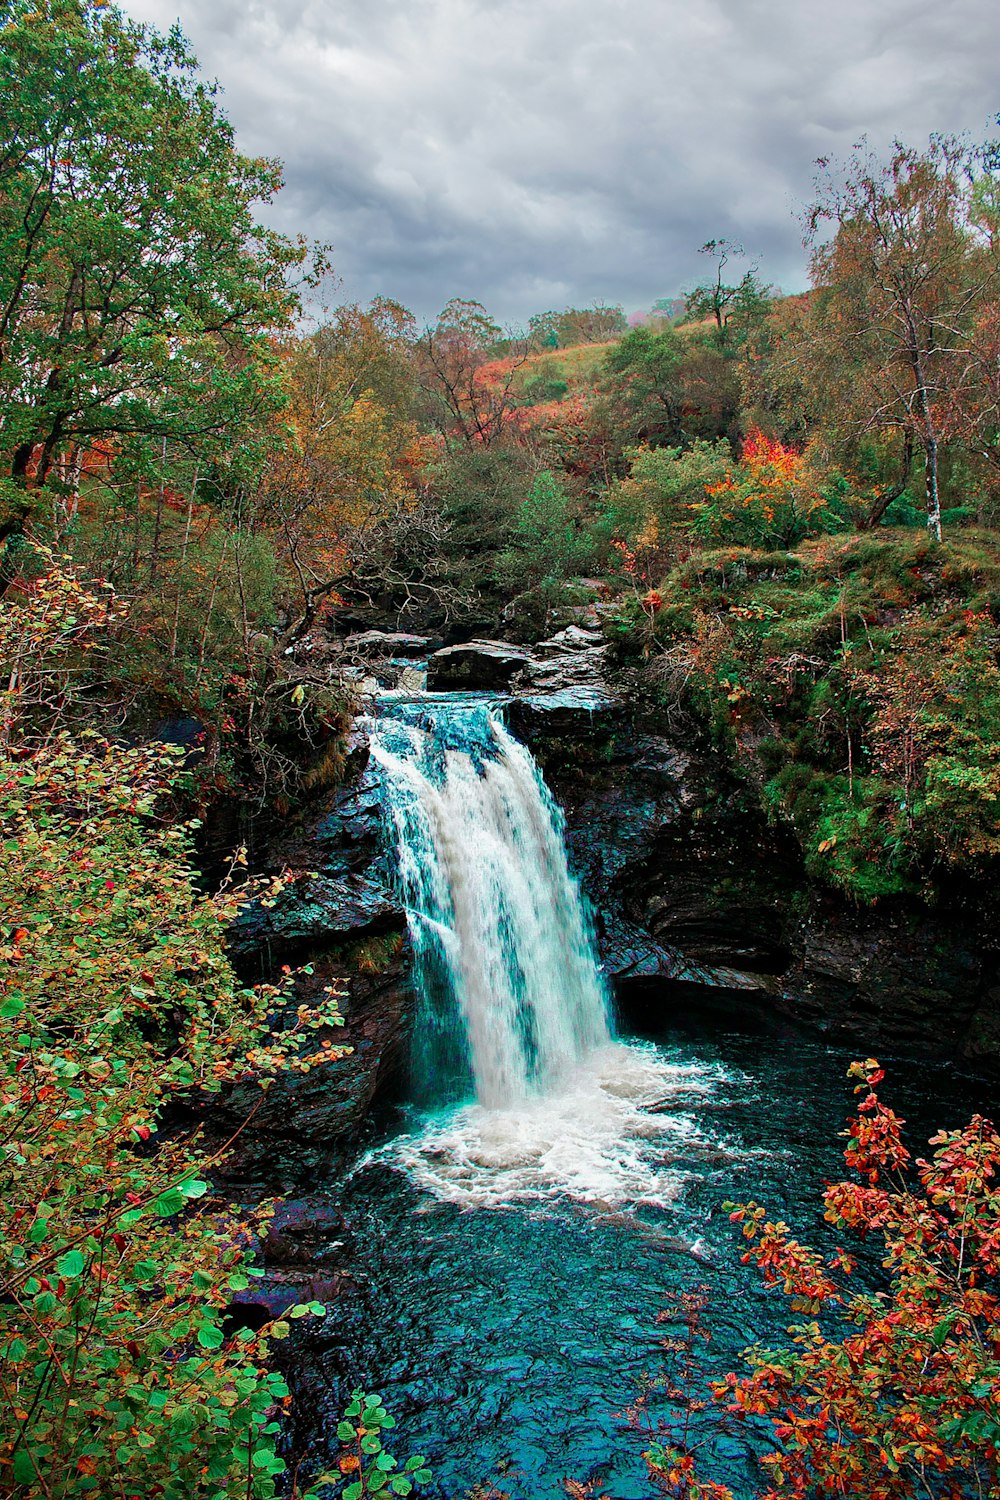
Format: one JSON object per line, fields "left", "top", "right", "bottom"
{"left": 256, "top": 298, "right": 427, "bottom": 635}
{"left": 0, "top": 0, "right": 309, "bottom": 551}
{"left": 603, "top": 325, "right": 687, "bottom": 445}
{"left": 690, "top": 429, "right": 832, "bottom": 549}
{"left": 806, "top": 137, "right": 995, "bottom": 541}
{"left": 600, "top": 438, "right": 733, "bottom": 563}
{"left": 415, "top": 299, "right": 528, "bottom": 447}
{"left": 604, "top": 323, "right": 741, "bottom": 449}
{"left": 684, "top": 241, "right": 771, "bottom": 346}
{"left": 527, "top": 304, "right": 628, "bottom": 350}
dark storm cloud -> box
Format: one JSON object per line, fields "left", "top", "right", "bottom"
{"left": 128, "top": 0, "right": 1000, "bottom": 323}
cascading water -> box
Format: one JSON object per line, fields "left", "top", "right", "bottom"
{"left": 369, "top": 700, "right": 610, "bottom": 1109}
{"left": 364, "top": 696, "right": 715, "bottom": 1210}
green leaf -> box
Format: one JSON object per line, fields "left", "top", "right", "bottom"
{"left": 931, "top": 1315, "right": 955, "bottom": 1348}
{"left": 390, "top": 1479, "right": 413, "bottom": 1496}
{"left": 337, "top": 1422, "right": 357, "bottom": 1441}
{"left": 197, "top": 1325, "right": 225, "bottom": 1350}
{"left": 0, "top": 997, "right": 25, "bottom": 1018}
{"left": 343, "top": 1484, "right": 363, "bottom": 1500}
{"left": 153, "top": 1188, "right": 186, "bottom": 1217}
{"left": 56, "top": 1248, "right": 86, "bottom": 1278}
{"left": 13, "top": 1452, "right": 35, "bottom": 1484}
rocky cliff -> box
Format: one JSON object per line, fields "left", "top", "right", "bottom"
{"left": 220, "top": 622, "right": 997, "bottom": 1194}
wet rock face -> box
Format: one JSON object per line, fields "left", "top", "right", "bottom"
{"left": 209, "top": 950, "right": 411, "bottom": 1197}
{"left": 506, "top": 627, "right": 615, "bottom": 735}
{"left": 521, "top": 714, "right": 800, "bottom": 989}
{"left": 214, "top": 734, "right": 414, "bottom": 1195}
{"left": 509, "top": 662, "right": 999, "bottom": 1065}
{"left": 778, "top": 907, "right": 984, "bottom": 1052}
{"left": 230, "top": 874, "right": 402, "bottom": 961}
{"left": 400, "top": 626, "right": 995, "bottom": 1063}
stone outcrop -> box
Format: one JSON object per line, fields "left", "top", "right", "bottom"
{"left": 515, "top": 691, "right": 999, "bottom": 1064}
{"left": 425, "top": 639, "right": 533, "bottom": 690}
{"left": 211, "top": 755, "right": 412, "bottom": 1194}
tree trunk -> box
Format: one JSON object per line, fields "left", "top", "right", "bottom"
{"left": 863, "top": 428, "right": 914, "bottom": 529}
{"left": 924, "top": 434, "right": 942, "bottom": 542}
{"left": 910, "top": 337, "right": 942, "bottom": 542}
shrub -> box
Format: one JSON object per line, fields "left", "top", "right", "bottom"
{"left": 690, "top": 431, "right": 838, "bottom": 549}
{"left": 643, "top": 1060, "right": 1000, "bottom": 1500}
{"left": 1, "top": 563, "right": 346, "bottom": 1497}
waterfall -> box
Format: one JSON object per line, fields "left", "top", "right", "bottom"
{"left": 369, "top": 700, "right": 611, "bottom": 1109}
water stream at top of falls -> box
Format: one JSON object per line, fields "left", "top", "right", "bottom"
{"left": 368, "top": 698, "right": 610, "bottom": 1110}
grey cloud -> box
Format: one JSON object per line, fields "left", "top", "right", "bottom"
{"left": 128, "top": 0, "right": 1000, "bottom": 322}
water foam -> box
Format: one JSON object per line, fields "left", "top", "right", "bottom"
{"left": 367, "top": 1040, "right": 730, "bottom": 1212}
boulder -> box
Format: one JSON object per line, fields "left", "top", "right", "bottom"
{"left": 532, "top": 623, "right": 605, "bottom": 656}
{"left": 506, "top": 685, "right": 616, "bottom": 737}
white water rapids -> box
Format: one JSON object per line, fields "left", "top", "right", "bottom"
{"left": 365, "top": 700, "right": 732, "bottom": 1212}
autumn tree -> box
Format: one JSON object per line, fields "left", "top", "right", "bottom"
{"left": 254, "top": 298, "right": 429, "bottom": 633}
{"left": 415, "top": 299, "right": 529, "bottom": 447}
{"left": 805, "top": 137, "right": 996, "bottom": 540}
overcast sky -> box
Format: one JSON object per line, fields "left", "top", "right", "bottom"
{"left": 126, "top": 0, "right": 999, "bottom": 325}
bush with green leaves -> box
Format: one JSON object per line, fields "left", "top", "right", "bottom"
{"left": 0, "top": 564, "right": 351, "bottom": 1497}
{"left": 619, "top": 530, "right": 1000, "bottom": 901}
{"left": 327, "top": 1391, "right": 432, "bottom": 1500}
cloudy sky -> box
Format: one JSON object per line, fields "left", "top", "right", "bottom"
{"left": 126, "top": 0, "right": 999, "bottom": 325}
